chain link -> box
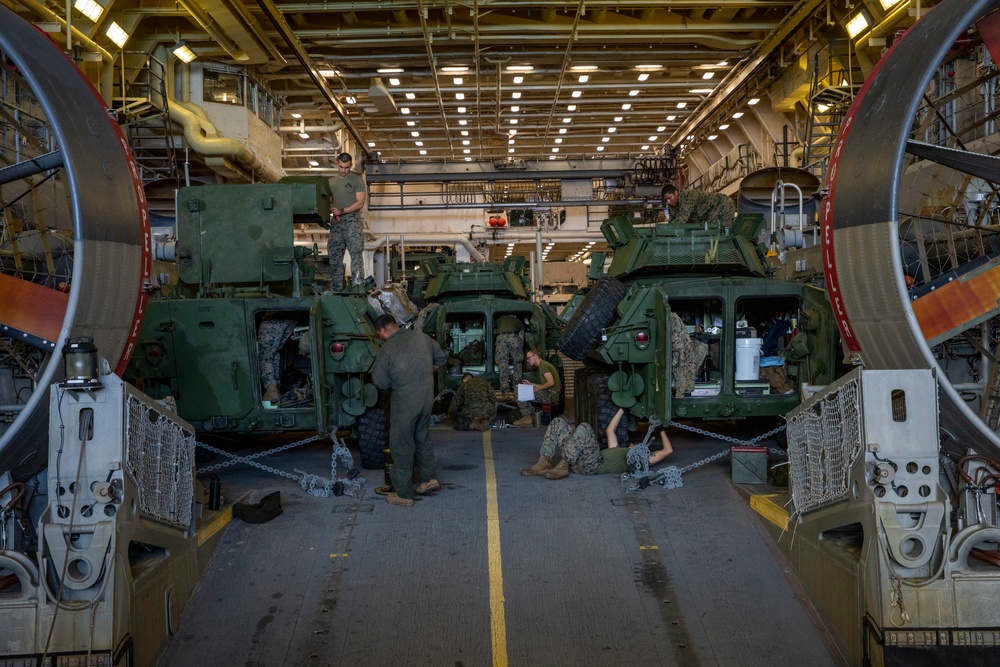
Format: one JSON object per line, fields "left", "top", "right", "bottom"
{"left": 623, "top": 420, "right": 787, "bottom": 491}
{"left": 195, "top": 433, "right": 366, "bottom": 498}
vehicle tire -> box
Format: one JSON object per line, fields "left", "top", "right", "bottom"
{"left": 595, "top": 373, "right": 628, "bottom": 447}
{"left": 357, "top": 403, "right": 388, "bottom": 470}
{"left": 557, "top": 276, "right": 626, "bottom": 360}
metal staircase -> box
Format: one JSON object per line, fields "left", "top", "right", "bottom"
{"left": 113, "top": 56, "right": 179, "bottom": 188}
{"left": 803, "top": 42, "right": 864, "bottom": 179}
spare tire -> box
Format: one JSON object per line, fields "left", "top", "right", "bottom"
{"left": 557, "top": 276, "right": 626, "bottom": 360}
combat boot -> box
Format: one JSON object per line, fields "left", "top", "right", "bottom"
{"left": 470, "top": 418, "right": 490, "bottom": 432}
{"left": 520, "top": 455, "right": 553, "bottom": 476}
{"left": 543, "top": 460, "right": 570, "bottom": 480}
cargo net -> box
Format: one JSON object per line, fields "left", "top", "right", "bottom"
{"left": 786, "top": 375, "right": 863, "bottom": 515}
{"left": 125, "top": 394, "right": 195, "bottom": 528}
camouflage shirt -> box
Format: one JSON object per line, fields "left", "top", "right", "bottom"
{"left": 667, "top": 188, "right": 735, "bottom": 227}
{"left": 449, "top": 376, "right": 497, "bottom": 420}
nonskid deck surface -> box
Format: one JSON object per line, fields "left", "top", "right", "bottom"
{"left": 159, "top": 422, "right": 844, "bottom": 667}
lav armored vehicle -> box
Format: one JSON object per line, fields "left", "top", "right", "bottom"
{"left": 560, "top": 212, "right": 842, "bottom": 440}
{"left": 126, "top": 177, "right": 396, "bottom": 469}
{"left": 415, "top": 257, "right": 563, "bottom": 397}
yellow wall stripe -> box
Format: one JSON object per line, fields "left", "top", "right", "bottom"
{"left": 483, "top": 431, "right": 509, "bottom": 666}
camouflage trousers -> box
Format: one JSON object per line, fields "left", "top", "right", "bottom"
{"left": 327, "top": 211, "right": 364, "bottom": 291}
{"left": 258, "top": 319, "right": 296, "bottom": 388}
{"left": 539, "top": 417, "right": 602, "bottom": 475}
{"left": 671, "top": 312, "right": 709, "bottom": 397}
{"left": 516, "top": 385, "right": 559, "bottom": 413}
{"left": 494, "top": 333, "right": 523, "bottom": 392}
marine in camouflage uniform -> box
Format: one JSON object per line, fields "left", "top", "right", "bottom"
{"left": 662, "top": 185, "right": 735, "bottom": 228}
{"left": 449, "top": 374, "right": 497, "bottom": 430}
{"left": 258, "top": 317, "right": 297, "bottom": 396}
{"left": 328, "top": 155, "right": 366, "bottom": 291}
{"left": 494, "top": 314, "right": 524, "bottom": 392}
{"left": 670, "top": 311, "right": 709, "bottom": 398}
{"left": 539, "top": 417, "right": 603, "bottom": 475}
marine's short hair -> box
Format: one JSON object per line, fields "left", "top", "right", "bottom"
{"left": 660, "top": 183, "right": 678, "bottom": 198}
{"left": 373, "top": 313, "right": 397, "bottom": 332}
{"left": 337, "top": 152, "right": 353, "bottom": 164}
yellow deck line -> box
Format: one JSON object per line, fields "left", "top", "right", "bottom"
{"left": 749, "top": 493, "right": 792, "bottom": 531}
{"left": 197, "top": 506, "right": 233, "bottom": 547}
{"left": 483, "top": 431, "right": 509, "bottom": 667}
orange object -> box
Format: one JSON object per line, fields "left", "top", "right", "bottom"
{"left": 497, "top": 217, "right": 507, "bottom": 227}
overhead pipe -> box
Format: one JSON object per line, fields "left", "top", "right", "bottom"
{"left": 164, "top": 58, "right": 283, "bottom": 182}
{"left": 173, "top": 0, "right": 246, "bottom": 60}
{"left": 362, "top": 234, "right": 486, "bottom": 262}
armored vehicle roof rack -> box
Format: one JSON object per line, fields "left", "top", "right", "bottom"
{"left": 420, "top": 256, "right": 530, "bottom": 301}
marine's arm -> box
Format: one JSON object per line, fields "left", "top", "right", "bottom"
{"left": 606, "top": 407, "right": 626, "bottom": 449}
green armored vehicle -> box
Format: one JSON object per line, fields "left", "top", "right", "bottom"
{"left": 560, "top": 213, "right": 841, "bottom": 441}
{"left": 126, "top": 177, "right": 394, "bottom": 469}
{"left": 416, "top": 257, "right": 563, "bottom": 396}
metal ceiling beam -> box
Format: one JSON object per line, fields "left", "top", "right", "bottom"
{"left": 254, "top": 0, "right": 371, "bottom": 157}
{"left": 366, "top": 157, "right": 634, "bottom": 181}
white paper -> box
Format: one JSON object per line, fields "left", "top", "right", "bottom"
{"left": 517, "top": 384, "right": 535, "bottom": 401}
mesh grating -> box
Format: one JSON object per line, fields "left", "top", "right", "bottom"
{"left": 125, "top": 394, "right": 195, "bottom": 528}
{"left": 786, "top": 375, "right": 863, "bottom": 514}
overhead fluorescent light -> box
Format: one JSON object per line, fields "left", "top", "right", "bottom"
{"left": 298, "top": 132, "right": 309, "bottom": 139}
{"left": 171, "top": 42, "right": 196, "bottom": 64}
{"left": 318, "top": 69, "right": 338, "bottom": 77}
{"left": 309, "top": 160, "right": 319, "bottom": 167}
{"left": 607, "top": 127, "right": 617, "bottom": 133}
{"left": 510, "top": 106, "right": 519, "bottom": 112}
{"left": 453, "top": 77, "right": 463, "bottom": 85}
{"left": 506, "top": 65, "right": 534, "bottom": 72}
{"left": 105, "top": 21, "right": 128, "bottom": 47}
{"left": 707, "top": 134, "right": 718, "bottom": 140}
{"left": 74, "top": 0, "right": 103, "bottom": 22}
{"left": 401, "top": 107, "right": 410, "bottom": 114}
{"left": 637, "top": 73, "right": 650, "bottom": 82}
{"left": 648, "top": 136, "right": 658, "bottom": 141}
{"left": 405, "top": 93, "right": 415, "bottom": 100}
{"left": 642, "top": 145, "right": 650, "bottom": 150}
{"left": 601, "top": 137, "right": 610, "bottom": 142}
{"left": 368, "top": 141, "right": 376, "bottom": 147}
{"left": 567, "top": 105, "right": 577, "bottom": 111}
{"left": 411, "top": 131, "right": 420, "bottom": 137}
{"left": 571, "top": 65, "right": 598, "bottom": 71}
{"left": 718, "top": 124, "right": 729, "bottom": 130}
{"left": 635, "top": 64, "right": 662, "bottom": 71}
{"left": 629, "top": 90, "right": 639, "bottom": 96}
{"left": 406, "top": 120, "right": 416, "bottom": 126}
{"left": 676, "top": 102, "right": 687, "bottom": 109}
{"left": 555, "top": 138, "right": 562, "bottom": 144}
{"left": 552, "top": 147, "right": 559, "bottom": 153}
{"left": 621, "top": 103, "right": 631, "bottom": 110}
{"left": 389, "top": 78, "right": 401, "bottom": 86}
{"left": 846, "top": 12, "right": 870, "bottom": 38}
{"left": 415, "top": 141, "right": 423, "bottom": 146}
{"left": 689, "top": 88, "right": 713, "bottom": 94}
{"left": 702, "top": 72, "right": 715, "bottom": 80}
{"left": 420, "top": 150, "right": 427, "bottom": 155}
{"left": 559, "top": 128, "right": 567, "bottom": 134}
{"left": 291, "top": 112, "right": 302, "bottom": 119}
{"left": 563, "top": 117, "right": 571, "bottom": 123}
{"left": 377, "top": 67, "right": 405, "bottom": 74}
{"left": 657, "top": 126, "right": 666, "bottom": 132}
{"left": 571, "top": 91, "right": 582, "bottom": 98}
{"left": 456, "top": 92, "right": 465, "bottom": 100}
{"left": 442, "top": 66, "right": 469, "bottom": 73}
{"left": 458, "top": 106, "right": 467, "bottom": 113}
{"left": 732, "top": 111, "right": 744, "bottom": 119}
{"left": 666, "top": 115, "right": 676, "bottom": 121}
{"left": 614, "top": 116, "right": 623, "bottom": 122}
{"left": 513, "top": 76, "right": 524, "bottom": 84}
{"left": 880, "top": 0, "right": 904, "bottom": 7}
{"left": 511, "top": 92, "right": 521, "bottom": 99}
{"left": 748, "top": 98, "right": 760, "bottom": 105}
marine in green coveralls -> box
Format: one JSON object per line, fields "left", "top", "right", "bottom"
{"left": 371, "top": 314, "right": 448, "bottom": 507}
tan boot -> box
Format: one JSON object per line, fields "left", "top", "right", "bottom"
{"left": 263, "top": 385, "right": 280, "bottom": 403}
{"left": 470, "top": 418, "right": 490, "bottom": 432}
{"left": 543, "top": 460, "right": 570, "bottom": 480}
{"left": 520, "top": 455, "right": 553, "bottom": 477}
{"left": 513, "top": 414, "right": 535, "bottom": 427}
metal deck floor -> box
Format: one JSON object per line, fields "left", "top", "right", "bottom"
{"left": 157, "top": 423, "right": 845, "bottom": 667}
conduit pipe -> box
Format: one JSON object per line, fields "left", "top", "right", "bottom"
{"left": 165, "top": 60, "right": 283, "bottom": 182}
{"left": 363, "top": 234, "right": 486, "bottom": 262}
{"left": 174, "top": 0, "right": 247, "bottom": 60}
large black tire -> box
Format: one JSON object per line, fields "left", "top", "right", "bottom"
{"left": 574, "top": 367, "right": 627, "bottom": 447}
{"left": 357, "top": 404, "right": 388, "bottom": 470}
{"left": 557, "top": 276, "right": 626, "bottom": 360}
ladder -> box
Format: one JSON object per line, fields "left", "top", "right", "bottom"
{"left": 113, "top": 56, "right": 179, "bottom": 188}
{"left": 803, "top": 41, "right": 864, "bottom": 180}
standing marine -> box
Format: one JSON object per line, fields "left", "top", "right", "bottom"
{"left": 328, "top": 152, "right": 367, "bottom": 291}
{"left": 494, "top": 314, "right": 524, "bottom": 395}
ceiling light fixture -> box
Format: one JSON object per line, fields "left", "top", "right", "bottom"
{"left": 461, "top": 130, "right": 469, "bottom": 136}
{"left": 657, "top": 126, "right": 666, "bottom": 132}
{"left": 388, "top": 78, "right": 401, "bottom": 86}
{"left": 298, "top": 132, "right": 309, "bottom": 139}
{"left": 291, "top": 112, "right": 302, "bottom": 119}
{"left": 571, "top": 91, "right": 582, "bottom": 98}
{"left": 513, "top": 76, "right": 524, "bottom": 84}
{"left": 563, "top": 117, "right": 571, "bottom": 123}
{"left": 405, "top": 92, "right": 415, "bottom": 100}
{"left": 377, "top": 67, "right": 404, "bottom": 74}
{"left": 748, "top": 98, "right": 760, "bottom": 105}
{"left": 458, "top": 106, "right": 467, "bottom": 113}
{"left": 648, "top": 136, "right": 657, "bottom": 141}
{"left": 555, "top": 138, "right": 562, "bottom": 143}
{"left": 512, "top": 92, "right": 521, "bottom": 99}
{"left": 635, "top": 64, "right": 662, "bottom": 71}
{"left": 689, "top": 88, "right": 713, "bottom": 94}
{"left": 570, "top": 65, "right": 598, "bottom": 71}
{"left": 642, "top": 145, "right": 650, "bottom": 150}
{"left": 578, "top": 75, "right": 589, "bottom": 83}
{"left": 309, "top": 160, "right": 319, "bottom": 167}
{"left": 614, "top": 116, "right": 623, "bottom": 122}
{"left": 411, "top": 131, "right": 420, "bottom": 137}
{"left": 459, "top": 119, "right": 467, "bottom": 125}
{"left": 732, "top": 111, "right": 744, "bottom": 118}
{"left": 629, "top": 90, "right": 639, "bottom": 96}
{"left": 666, "top": 115, "right": 676, "bottom": 121}
{"left": 456, "top": 92, "right": 465, "bottom": 100}
{"left": 74, "top": 0, "right": 103, "bottom": 21}
{"left": 567, "top": 105, "right": 577, "bottom": 111}
{"left": 707, "top": 134, "right": 718, "bottom": 140}
{"left": 346, "top": 96, "right": 356, "bottom": 104}
{"left": 420, "top": 150, "right": 427, "bottom": 155}
{"left": 552, "top": 148, "right": 559, "bottom": 153}
{"left": 621, "top": 103, "right": 631, "bottom": 110}
{"left": 462, "top": 140, "right": 470, "bottom": 145}
{"left": 510, "top": 119, "right": 518, "bottom": 124}
{"left": 511, "top": 106, "right": 519, "bottom": 112}
{"left": 415, "top": 141, "right": 423, "bottom": 146}
{"left": 607, "top": 127, "right": 617, "bottom": 133}
{"left": 718, "top": 124, "right": 729, "bottom": 130}
{"left": 442, "top": 66, "right": 469, "bottom": 73}
{"left": 105, "top": 21, "right": 128, "bottom": 47}
{"left": 638, "top": 73, "right": 649, "bottom": 82}
{"left": 407, "top": 120, "right": 416, "bottom": 126}
{"left": 676, "top": 102, "right": 687, "bottom": 109}
{"left": 846, "top": 12, "right": 870, "bottom": 38}
{"left": 559, "top": 128, "right": 567, "bottom": 134}
{"left": 601, "top": 137, "right": 610, "bottom": 142}
{"left": 506, "top": 65, "right": 534, "bottom": 72}
{"left": 702, "top": 72, "right": 715, "bottom": 80}
{"left": 171, "top": 42, "right": 196, "bottom": 63}
{"left": 453, "top": 77, "right": 463, "bottom": 85}
{"left": 368, "top": 141, "right": 376, "bottom": 147}
{"left": 401, "top": 107, "right": 410, "bottom": 114}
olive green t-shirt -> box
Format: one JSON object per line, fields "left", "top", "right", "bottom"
{"left": 598, "top": 447, "right": 629, "bottom": 474}
{"left": 531, "top": 359, "right": 562, "bottom": 394}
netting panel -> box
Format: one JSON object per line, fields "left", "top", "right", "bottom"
{"left": 786, "top": 375, "right": 863, "bottom": 514}
{"left": 125, "top": 395, "right": 195, "bottom": 528}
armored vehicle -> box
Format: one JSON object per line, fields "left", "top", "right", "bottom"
{"left": 126, "top": 177, "right": 394, "bottom": 469}
{"left": 416, "top": 257, "right": 563, "bottom": 396}
{"left": 560, "top": 213, "right": 842, "bottom": 441}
